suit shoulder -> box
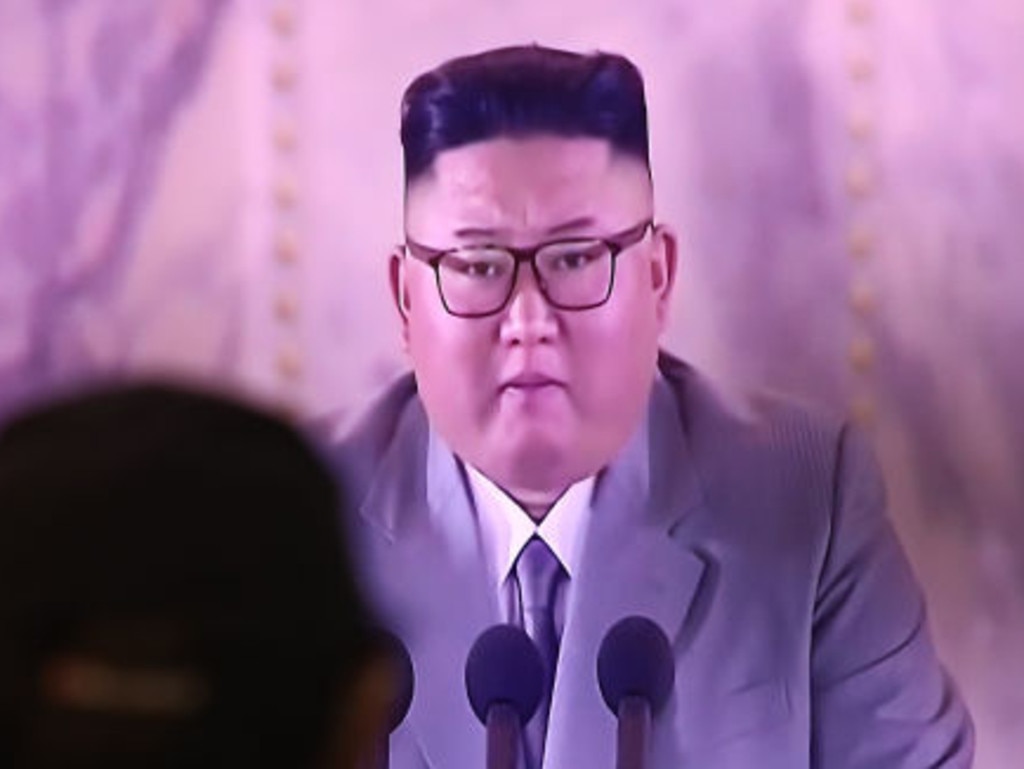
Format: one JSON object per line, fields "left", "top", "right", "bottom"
{"left": 661, "top": 353, "right": 844, "bottom": 447}
{"left": 659, "top": 353, "right": 849, "bottom": 512}
{"left": 315, "top": 372, "right": 421, "bottom": 503}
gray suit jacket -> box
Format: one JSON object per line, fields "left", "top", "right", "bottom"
{"left": 328, "top": 353, "right": 973, "bottom": 769}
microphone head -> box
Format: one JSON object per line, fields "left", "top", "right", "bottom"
{"left": 465, "top": 625, "right": 545, "bottom": 725}
{"left": 597, "top": 616, "right": 675, "bottom": 715}
{"left": 371, "top": 629, "right": 415, "bottom": 732}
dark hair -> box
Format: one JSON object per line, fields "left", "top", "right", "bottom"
{"left": 401, "top": 44, "right": 650, "bottom": 184}
{"left": 0, "top": 383, "right": 378, "bottom": 768}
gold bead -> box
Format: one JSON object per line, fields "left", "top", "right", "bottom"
{"left": 274, "top": 291, "right": 299, "bottom": 322}
{"left": 271, "top": 61, "right": 298, "bottom": 92}
{"left": 850, "top": 283, "right": 875, "bottom": 315}
{"left": 847, "top": 225, "right": 873, "bottom": 259}
{"left": 277, "top": 347, "right": 303, "bottom": 381}
{"left": 274, "top": 230, "right": 299, "bottom": 264}
{"left": 847, "top": 0, "right": 873, "bottom": 25}
{"left": 273, "top": 177, "right": 298, "bottom": 210}
{"left": 849, "top": 338, "right": 875, "bottom": 371}
{"left": 270, "top": 5, "right": 296, "bottom": 37}
{"left": 845, "top": 162, "right": 873, "bottom": 199}
{"left": 850, "top": 395, "right": 876, "bottom": 425}
{"left": 273, "top": 121, "right": 297, "bottom": 153}
{"left": 847, "top": 108, "right": 873, "bottom": 142}
{"left": 848, "top": 54, "right": 875, "bottom": 83}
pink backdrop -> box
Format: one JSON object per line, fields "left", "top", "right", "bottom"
{"left": 1, "top": 1, "right": 1022, "bottom": 764}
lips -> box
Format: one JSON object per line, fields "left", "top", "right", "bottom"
{"left": 501, "top": 372, "right": 564, "bottom": 390}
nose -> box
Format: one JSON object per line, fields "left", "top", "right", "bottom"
{"left": 499, "top": 265, "right": 558, "bottom": 346}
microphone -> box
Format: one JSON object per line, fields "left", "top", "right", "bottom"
{"left": 465, "top": 625, "right": 546, "bottom": 769}
{"left": 367, "top": 629, "right": 414, "bottom": 769}
{"left": 597, "top": 616, "right": 675, "bottom": 769}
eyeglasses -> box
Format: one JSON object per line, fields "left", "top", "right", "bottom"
{"left": 403, "top": 219, "right": 654, "bottom": 318}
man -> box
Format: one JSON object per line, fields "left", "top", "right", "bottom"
{"left": 0, "top": 383, "right": 394, "bottom": 768}
{"left": 330, "top": 45, "right": 973, "bottom": 768}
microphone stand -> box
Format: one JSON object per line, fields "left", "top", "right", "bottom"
{"left": 486, "top": 702, "right": 522, "bottom": 769}
{"left": 616, "top": 695, "right": 651, "bottom": 769}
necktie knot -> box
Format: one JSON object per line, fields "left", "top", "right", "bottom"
{"left": 517, "top": 536, "right": 564, "bottom": 616}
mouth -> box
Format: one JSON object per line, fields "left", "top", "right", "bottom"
{"left": 500, "top": 374, "right": 565, "bottom": 392}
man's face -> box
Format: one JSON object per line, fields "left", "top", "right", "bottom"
{"left": 394, "top": 136, "right": 677, "bottom": 510}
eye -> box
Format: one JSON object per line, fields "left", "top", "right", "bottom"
{"left": 441, "top": 250, "right": 511, "bottom": 280}
{"left": 543, "top": 243, "right": 607, "bottom": 272}
{"left": 466, "top": 261, "right": 501, "bottom": 278}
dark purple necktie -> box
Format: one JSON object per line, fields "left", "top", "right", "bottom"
{"left": 515, "top": 535, "right": 566, "bottom": 769}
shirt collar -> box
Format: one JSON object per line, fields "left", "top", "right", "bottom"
{"left": 466, "top": 464, "right": 594, "bottom": 589}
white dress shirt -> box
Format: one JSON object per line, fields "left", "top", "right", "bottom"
{"left": 465, "top": 464, "right": 594, "bottom": 634}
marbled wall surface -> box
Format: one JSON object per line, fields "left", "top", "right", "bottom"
{"left": 1, "top": 1, "right": 1021, "bottom": 765}
{"left": 0, "top": 0, "right": 245, "bottom": 408}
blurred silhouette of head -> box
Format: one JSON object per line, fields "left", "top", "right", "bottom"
{"left": 0, "top": 383, "right": 389, "bottom": 768}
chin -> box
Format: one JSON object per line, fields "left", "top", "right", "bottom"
{"left": 490, "top": 438, "right": 587, "bottom": 498}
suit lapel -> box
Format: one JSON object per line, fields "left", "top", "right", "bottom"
{"left": 543, "top": 374, "right": 708, "bottom": 769}
{"left": 359, "top": 401, "right": 498, "bottom": 769}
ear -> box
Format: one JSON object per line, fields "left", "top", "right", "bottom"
{"left": 388, "top": 247, "right": 411, "bottom": 348}
{"left": 649, "top": 223, "right": 679, "bottom": 328}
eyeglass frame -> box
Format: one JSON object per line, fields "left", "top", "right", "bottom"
{"left": 401, "top": 218, "right": 655, "bottom": 318}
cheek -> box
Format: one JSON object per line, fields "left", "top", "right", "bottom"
{"left": 580, "top": 276, "right": 660, "bottom": 350}
{"left": 566, "top": 290, "right": 661, "bottom": 405}
{"left": 406, "top": 297, "right": 496, "bottom": 407}
{"left": 408, "top": 303, "right": 487, "bottom": 364}
{"left": 405, "top": 278, "right": 455, "bottom": 354}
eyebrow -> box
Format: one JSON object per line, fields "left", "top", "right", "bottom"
{"left": 451, "top": 216, "right": 599, "bottom": 241}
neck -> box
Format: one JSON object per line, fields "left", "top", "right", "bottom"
{"left": 521, "top": 502, "right": 552, "bottom": 523}
{"left": 508, "top": 488, "right": 564, "bottom": 523}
